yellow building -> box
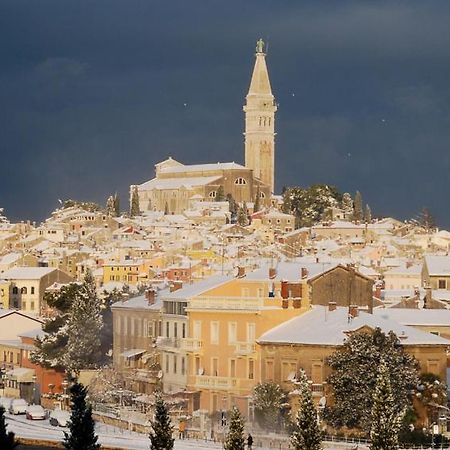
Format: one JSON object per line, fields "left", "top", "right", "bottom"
{"left": 182, "top": 265, "right": 311, "bottom": 416}
{"left": 102, "top": 259, "right": 149, "bottom": 286}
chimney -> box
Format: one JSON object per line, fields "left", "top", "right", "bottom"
{"left": 145, "top": 289, "right": 156, "bottom": 305}
{"left": 374, "top": 286, "right": 382, "bottom": 299}
{"left": 328, "top": 301, "right": 337, "bottom": 312}
{"left": 292, "top": 298, "right": 301, "bottom": 309}
{"left": 282, "top": 298, "right": 289, "bottom": 309}
{"left": 281, "top": 281, "right": 289, "bottom": 299}
{"left": 269, "top": 267, "right": 277, "bottom": 279}
{"left": 170, "top": 281, "right": 183, "bottom": 292}
{"left": 349, "top": 305, "right": 359, "bottom": 318}
{"left": 301, "top": 267, "right": 308, "bottom": 279}
{"left": 424, "top": 286, "right": 432, "bottom": 309}
{"left": 406, "top": 261, "right": 413, "bottom": 269}
{"left": 237, "top": 266, "right": 246, "bottom": 278}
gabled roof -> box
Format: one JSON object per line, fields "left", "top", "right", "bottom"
{"left": 160, "top": 162, "right": 246, "bottom": 174}
{"left": 424, "top": 255, "right": 450, "bottom": 276}
{"left": 138, "top": 176, "right": 222, "bottom": 191}
{"left": 1, "top": 267, "right": 55, "bottom": 280}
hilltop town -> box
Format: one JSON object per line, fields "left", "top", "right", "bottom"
{"left": 0, "top": 40, "right": 449, "bottom": 448}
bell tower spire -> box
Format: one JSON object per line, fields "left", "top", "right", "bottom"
{"left": 243, "top": 38, "right": 277, "bottom": 193}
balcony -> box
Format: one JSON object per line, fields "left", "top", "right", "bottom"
{"left": 156, "top": 337, "right": 181, "bottom": 352}
{"left": 234, "top": 342, "right": 257, "bottom": 357}
{"left": 194, "top": 375, "right": 239, "bottom": 390}
{"left": 311, "top": 383, "right": 324, "bottom": 397}
{"left": 188, "top": 296, "right": 264, "bottom": 311}
{"left": 180, "top": 338, "right": 203, "bottom": 353}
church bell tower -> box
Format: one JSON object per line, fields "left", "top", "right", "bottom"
{"left": 243, "top": 38, "right": 277, "bottom": 193}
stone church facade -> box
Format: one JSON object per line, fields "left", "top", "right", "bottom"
{"left": 133, "top": 39, "right": 276, "bottom": 214}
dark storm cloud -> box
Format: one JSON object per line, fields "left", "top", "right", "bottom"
{"left": 1, "top": 0, "right": 450, "bottom": 225}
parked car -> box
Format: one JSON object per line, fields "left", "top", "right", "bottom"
{"left": 49, "top": 409, "right": 70, "bottom": 427}
{"left": 25, "top": 405, "right": 47, "bottom": 420}
{"left": 0, "top": 397, "right": 11, "bottom": 410}
{"left": 9, "top": 399, "right": 28, "bottom": 415}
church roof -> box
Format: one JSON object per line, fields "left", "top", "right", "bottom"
{"left": 159, "top": 162, "right": 246, "bottom": 174}
{"left": 247, "top": 51, "right": 273, "bottom": 96}
{"left": 138, "top": 176, "right": 222, "bottom": 190}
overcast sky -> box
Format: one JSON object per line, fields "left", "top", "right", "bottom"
{"left": 1, "top": 0, "right": 450, "bottom": 226}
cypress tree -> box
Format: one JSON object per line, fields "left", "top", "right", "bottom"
{"left": 224, "top": 406, "right": 245, "bottom": 450}
{"left": 130, "top": 185, "right": 140, "bottom": 217}
{"left": 105, "top": 195, "right": 115, "bottom": 216}
{"left": 254, "top": 186, "right": 261, "bottom": 212}
{"left": 364, "top": 204, "right": 372, "bottom": 223}
{"left": 113, "top": 193, "right": 120, "bottom": 217}
{"left": 0, "top": 406, "right": 18, "bottom": 449}
{"left": 353, "top": 191, "right": 363, "bottom": 222}
{"left": 149, "top": 393, "right": 174, "bottom": 450}
{"left": 370, "top": 362, "right": 404, "bottom": 450}
{"left": 290, "top": 370, "right": 322, "bottom": 450}
{"left": 216, "top": 185, "right": 225, "bottom": 202}
{"left": 63, "top": 382, "right": 100, "bottom": 450}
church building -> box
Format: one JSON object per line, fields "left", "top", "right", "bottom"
{"left": 132, "top": 39, "right": 277, "bottom": 214}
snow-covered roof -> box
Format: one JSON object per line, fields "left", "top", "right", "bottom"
{"left": 424, "top": 255, "right": 450, "bottom": 276}
{"left": 384, "top": 264, "right": 422, "bottom": 276}
{"left": 138, "top": 176, "right": 222, "bottom": 191}
{"left": 373, "top": 309, "right": 450, "bottom": 327}
{"left": 258, "top": 306, "right": 450, "bottom": 346}
{"left": 160, "top": 162, "right": 245, "bottom": 174}
{"left": 1, "top": 267, "right": 55, "bottom": 280}
{"left": 162, "top": 274, "right": 232, "bottom": 300}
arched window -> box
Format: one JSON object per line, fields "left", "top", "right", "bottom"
{"left": 12, "top": 287, "right": 18, "bottom": 295}
{"left": 234, "top": 178, "right": 247, "bottom": 185}
{"left": 21, "top": 287, "right": 27, "bottom": 294}
{"left": 209, "top": 191, "right": 217, "bottom": 198}
{"left": 259, "top": 191, "right": 266, "bottom": 198}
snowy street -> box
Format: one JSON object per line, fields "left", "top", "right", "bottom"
{"left": 6, "top": 412, "right": 367, "bottom": 449}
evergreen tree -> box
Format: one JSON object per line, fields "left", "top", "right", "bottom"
{"left": 216, "top": 185, "right": 225, "bottom": 202}
{"left": 341, "top": 192, "right": 353, "bottom": 217}
{"left": 370, "top": 362, "right": 404, "bottom": 450}
{"left": 164, "top": 202, "right": 169, "bottom": 215}
{"left": 324, "top": 328, "right": 419, "bottom": 432}
{"left": 224, "top": 406, "right": 245, "bottom": 450}
{"left": 113, "top": 193, "right": 120, "bottom": 217}
{"left": 282, "top": 184, "right": 342, "bottom": 228}
{"left": 253, "top": 381, "right": 286, "bottom": 432}
{"left": 254, "top": 186, "right": 261, "bottom": 212}
{"left": 290, "top": 370, "right": 322, "bottom": 450}
{"left": 237, "top": 206, "right": 248, "bottom": 226}
{"left": 63, "top": 382, "right": 100, "bottom": 450}
{"left": 0, "top": 406, "right": 18, "bottom": 449}
{"left": 105, "top": 195, "right": 115, "bottom": 216}
{"left": 353, "top": 191, "right": 363, "bottom": 222}
{"left": 364, "top": 204, "right": 372, "bottom": 223}
{"left": 63, "top": 270, "right": 103, "bottom": 375}
{"left": 130, "top": 185, "right": 140, "bottom": 217}
{"left": 149, "top": 392, "right": 174, "bottom": 450}
{"left": 226, "top": 194, "right": 238, "bottom": 220}
{"left": 417, "top": 207, "right": 436, "bottom": 232}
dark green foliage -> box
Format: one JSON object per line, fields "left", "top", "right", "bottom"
{"left": 353, "top": 191, "right": 363, "bottom": 222}
{"left": 62, "top": 200, "right": 102, "bottom": 212}
{"left": 224, "top": 406, "right": 245, "bottom": 450}
{"left": 254, "top": 186, "right": 261, "bottom": 212}
{"left": 113, "top": 193, "right": 120, "bottom": 217}
{"left": 370, "top": 362, "right": 404, "bottom": 450}
{"left": 237, "top": 203, "right": 249, "bottom": 226}
{"left": 216, "top": 185, "right": 225, "bottom": 202}
{"left": 364, "top": 204, "right": 372, "bottom": 223}
{"left": 0, "top": 406, "right": 18, "bottom": 449}
{"left": 63, "top": 383, "right": 100, "bottom": 450}
{"left": 149, "top": 393, "right": 174, "bottom": 450}
{"left": 226, "top": 194, "right": 238, "bottom": 221}
{"left": 130, "top": 186, "right": 140, "bottom": 216}
{"left": 324, "top": 328, "right": 419, "bottom": 433}
{"left": 282, "top": 184, "right": 342, "bottom": 228}
{"left": 290, "top": 371, "right": 322, "bottom": 450}
{"left": 253, "top": 381, "right": 286, "bottom": 432}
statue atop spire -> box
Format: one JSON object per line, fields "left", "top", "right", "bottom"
{"left": 256, "top": 38, "right": 265, "bottom": 54}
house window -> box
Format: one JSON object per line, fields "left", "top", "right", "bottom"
{"left": 234, "top": 177, "right": 247, "bottom": 185}
{"left": 174, "top": 322, "right": 178, "bottom": 338}
{"left": 248, "top": 359, "right": 255, "bottom": 380}
{"left": 181, "top": 357, "right": 186, "bottom": 375}
{"left": 12, "top": 287, "right": 18, "bottom": 295}
{"left": 173, "top": 355, "right": 177, "bottom": 374}
{"left": 230, "top": 359, "right": 236, "bottom": 378}
{"left": 182, "top": 323, "right": 186, "bottom": 338}
{"left": 228, "top": 322, "right": 237, "bottom": 344}
{"left": 211, "top": 322, "right": 219, "bottom": 345}
{"left": 266, "top": 360, "right": 274, "bottom": 381}
{"left": 166, "top": 322, "right": 170, "bottom": 338}
{"left": 209, "top": 191, "right": 217, "bottom": 198}
{"left": 438, "top": 279, "right": 446, "bottom": 289}
{"left": 165, "top": 355, "right": 169, "bottom": 373}
{"left": 212, "top": 358, "right": 219, "bottom": 376}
